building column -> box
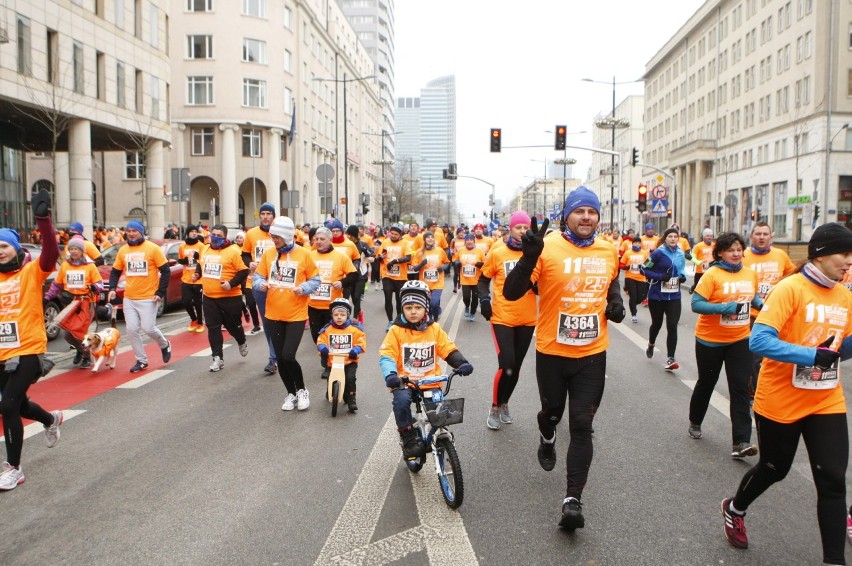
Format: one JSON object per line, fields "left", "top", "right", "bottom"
{"left": 673, "top": 165, "right": 684, "bottom": 229}
{"left": 692, "top": 161, "right": 704, "bottom": 234}
{"left": 268, "top": 128, "right": 282, "bottom": 215}
{"left": 68, "top": 119, "right": 92, "bottom": 239}
{"left": 54, "top": 152, "right": 71, "bottom": 228}
{"left": 175, "top": 124, "right": 188, "bottom": 229}
{"left": 145, "top": 139, "right": 166, "bottom": 238}
{"left": 219, "top": 124, "right": 239, "bottom": 229}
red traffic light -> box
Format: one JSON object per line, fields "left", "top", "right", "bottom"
{"left": 490, "top": 128, "right": 502, "bottom": 152}
{"left": 638, "top": 185, "right": 647, "bottom": 195}
{"left": 554, "top": 125, "right": 567, "bottom": 150}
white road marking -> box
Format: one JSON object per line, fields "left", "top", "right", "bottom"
{"left": 23, "top": 409, "right": 86, "bottom": 440}
{"left": 116, "top": 369, "right": 173, "bottom": 389}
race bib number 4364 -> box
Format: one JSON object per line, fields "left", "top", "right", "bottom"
{"left": 556, "top": 313, "right": 599, "bottom": 345}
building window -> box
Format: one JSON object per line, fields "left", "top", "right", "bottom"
{"left": 117, "top": 62, "right": 126, "bottom": 107}
{"left": 115, "top": 0, "right": 125, "bottom": 29}
{"left": 242, "top": 78, "right": 266, "bottom": 107}
{"left": 187, "top": 35, "right": 213, "bottom": 59}
{"left": 279, "top": 134, "right": 287, "bottom": 161}
{"left": 135, "top": 69, "right": 143, "bottom": 113}
{"left": 47, "top": 30, "right": 58, "bottom": 84}
{"left": 242, "top": 128, "right": 261, "bottom": 157}
{"left": 283, "top": 49, "right": 292, "bottom": 73}
{"left": 73, "top": 41, "right": 84, "bottom": 94}
{"left": 804, "top": 31, "right": 812, "bottom": 59}
{"left": 96, "top": 52, "right": 105, "bottom": 100}
{"left": 242, "top": 0, "right": 266, "bottom": 18}
{"left": 150, "top": 4, "right": 158, "bottom": 48}
{"left": 16, "top": 15, "right": 32, "bottom": 76}
{"left": 186, "top": 0, "right": 212, "bottom": 11}
{"left": 284, "top": 6, "right": 292, "bottom": 29}
{"left": 191, "top": 127, "right": 214, "bottom": 156}
{"left": 151, "top": 78, "right": 159, "bottom": 120}
{"left": 125, "top": 151, "right": 145, "bottom": 179}
{"left": 242, "top": 38, "right": 267, "bottom": 63}
{"left": 187, "top": 76, "right": 213, "bottom": 105}
{"left": 773, "top": 182, "right": 788, "bottom": 235}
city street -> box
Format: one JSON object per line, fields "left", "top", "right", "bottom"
{"left": 6, "top": 277, "right": 849, "bottom": 565}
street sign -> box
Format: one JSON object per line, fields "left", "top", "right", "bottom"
{"left": 316, "top": 163, "right": 335, "bottom": 183}
{"left": 651, "top": 184, "right": 667, "bottom": 199}
{"left": 651, "top": 199, "right": 668, "bottom": 214}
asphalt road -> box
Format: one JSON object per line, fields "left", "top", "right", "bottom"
{"left": 7, "top": 277, "right": 851, "bottom": 565}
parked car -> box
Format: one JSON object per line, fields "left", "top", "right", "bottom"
{"left": 98, "top": 239, "right": 185, "bottom": 317}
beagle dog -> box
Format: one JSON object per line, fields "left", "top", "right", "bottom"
{"left": 82, "top": 327, "right": 121, "bottom": 373}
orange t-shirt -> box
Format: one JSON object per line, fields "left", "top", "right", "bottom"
{"left": 640, "top": 235, "right": 657, "bottom": 252}
{"left": 620, "top": 248, "right": 650, "bottom": 282}
{"left": 678, "top": 237, "right": 691, "bottom": 254}
{"left": 416, "top": 247, "right": 450, "bottom": 290}
{"left": 55, "top": 261, "right": 102, "bottom": 296}
{"left": 481, "top": 244, "right": 537, "bottom": 327}
{"left": 753, "top": 273, "right": 852, "bottom": 423}
{"left": 0, "top": 260, "right": 53, "bottom": 360}
{"left": 454, "top": 246, "right": 485, "bottom": 286}
{"left": 198, "top": 244, "right": 247, "bottom": 299}
{"left": 379, "top": 322, "right": 458, "bottom": 386}
{"left": 242, "top": 226, "right": 275, "bottom": 264}
{"left": 692, "top": 241, "right": 715, "bottom": 274}
{"left": 255, "top": 245, "right": 318, "bottom": 322}
{"left": 333, "top": 237, "right": 361, "bottom": 264}
{"left": 179, "top": 241, "right": 205, "bottom": 284}
{"left": 743, "top": 247, "right": 797, "bottom": 300}
{"left": 842, "top": 265, "right": 852, "bottom": 291}
{"left": 308, "top": 249, "right": 356, "bottom": 310}
{"left": 317, "top": 322, "right": 366, "bottom": 365}
{"left": 377, "top": 238, "right": 411, "bottom": 280}
{"left": 529, "top": 237, "right": 619, "bottom": 357}
{"left": 112, "top": 240, "right": 167, "bottom": 300}
{"left": 693, "top": 265, "right": 758, "bottom": 344}
{"left": 474, "top": 236, "right": 493, "bottom": 255}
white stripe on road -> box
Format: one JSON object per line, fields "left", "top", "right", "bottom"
{"left": 23, "top": 409, "right": 86, "bottom": 440}
{"left": 116, "top": 369, "right": 173, "bottom": 389}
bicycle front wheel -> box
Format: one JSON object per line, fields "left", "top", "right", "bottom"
{"left": 435, "top": 438, "right": 464, "bottom": 509}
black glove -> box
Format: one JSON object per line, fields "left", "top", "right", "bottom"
{"left": 814, "top": 336, "right": 840, "bottom": 369}
{"left": 386, "top": 259, "right": 397, "bottom": 267}
{"left": 605, "top": 301, "right": 626, "bottom": 323}
{"left": 385, "top": 373, "right": 401, "bottom": 388}
{"left": 679, "top": 275, "right": 687, "bottom": 283}
{"left": 480, "top": 300, "right": 492, "bottom": 321}
{"left": 684, "top": 252, "right": 693, "bottom": 261}
{"left": 32, "top": 189, "right": 52, "bottom": 218}
{"left": 348, "top": 350, "right": 359, "bottom": 360}
{"left": 456, "top": 362, "right": 474, "bottom": 376}
{"left": 521, "top": 217, "right": 549, "bottom": 261}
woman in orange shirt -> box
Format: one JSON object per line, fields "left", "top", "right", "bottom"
{"left": 720, "top": 223, "right": 852, "bottom": 564}
{"left": 689, "top": 232, "right": 761, "bottom": 458}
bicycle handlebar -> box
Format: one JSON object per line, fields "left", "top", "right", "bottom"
{"left": 401, "top": 369, "right": 461, "bottom": 395}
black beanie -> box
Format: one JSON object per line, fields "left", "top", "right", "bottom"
{"left": 187, "top": 224, "right": 199, "bottom": 234}
{"left": 808, "top": 222, "right": 852, "bottom": 259}
{"left": 345, "top": 224, "right": 360, "bottom": 238}
{"left": 662, "top": 227, "right": 679, "bottom": 240}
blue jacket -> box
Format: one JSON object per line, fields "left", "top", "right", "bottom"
{"left": 640, "top": 245, "right": 686, "bottom": 301}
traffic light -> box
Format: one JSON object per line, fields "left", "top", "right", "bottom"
{"left": 362, "top": 204, "right": 370, "bottom": 215}
{"left": 814, "top": 204, "right": 821, "bottom": 221}
{"left": 631, "top": 147, "right": 639, "bottom": 167}
{"left": 666, "top": 209, "right": 672, "bottom": 218}
{"left": 555, "top": 125, "right": 567, "bottom": 150}
{"left": 490, "top": 128, "right": 502, "bottom": 152}
{"left": 637, "top": 184, "right": 648, "bottom": 212}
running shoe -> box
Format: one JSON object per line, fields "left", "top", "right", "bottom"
{"left": 463, "top": 306, "right": 470, "bottom": 318}
{"left": 664, "top": 358, "right": 679, "bottom": 370}
{"left": 631, "top": 316, "right": 638, "bottom": 324}
{"left": 239, "top": 342, "right": 248, "bottom": 357}
{"left": 250, "top": 326, "right": 262, "bottom": 334}
{"left": 296, "top": 389, "right": 310, "bottom": 410}
{"left": 264, "top": 362, "right": 278, "bottom": 374}
{"left": 721, "top": 497, "right": 748, "bottom": 549}
{"left": 72, "top": 351, "right": 83, "bottom": 366}
{"left": 281, "top": 393, "right": 297, "bottom": 411}
{"left": 499, "top": 404, "right": 513, "bottom": 424}
{"left": 537, "top": 434, "right": 556, "bottom": 471}
{"left": 45, "top": 410, "right": 64, "bottom": 448}
{"left": 129, "top": 361, "right": 148, "bottom": 373}
{"left": 320, "top": 367, "right": 330, "bottom": 380}
{"left": 641, "top": 299, "right": 649, "bottom": 307}
{"left": 80, "top": 357, "right": 92, "bottom": 369}
{"left": 731, "top": 442, "right": 758, "bottom": 459}
{"left": 468, "top": 313, "right": 476, "bottom": 321}
{"left": 846, "top": 514, "right": 852, "bottom": 546}
{"left": 646, "top": 343, "right": 655, "bottom": 359}
{"left": 209, "top": 356, "right": 224, "bottom": 372}
{"left": 559, "top": 497, "right": 585, "bottom": 530}
{"left": 187, "top": 321, "right": 198, "bottom": 332}
{"left": 347, "top": 394, "right": 358, "bottom": 413}
{"left": 0, "top": 463, "right": 24, "bottom": 491}
{"left": 486, "top": 406, "right": 501, "bottom": 430}
{"left": 161, "top": 340, "right": 172, "bottom": 363}
{"left": 400, "top": 427, "right": 425, "bottom": 459}
{"left": 688, "top": 422, "right": 702, "bottom": 439}
{"left": 357, "top": 311, "right": 364, "bottom": 324}
{"left": 194, "top": 324, "right": 205, "bottom": 333}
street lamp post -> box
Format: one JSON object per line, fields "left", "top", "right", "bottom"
{"left": 369, "top": 129, "right": 401, "bottom": 226}
{"left": 313, "top": 73, "right": 376, "bottom": 224}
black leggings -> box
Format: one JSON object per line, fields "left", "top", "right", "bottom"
{"left": 733, "top": 412, "right": 848, "bottom": 565}
{"left": 382, "top": 278, "right": 405, "bottom": 321}
{"left": 689, "top": 338, "right": 753, "bottom": 444}
{"left": 535, "top": 350, "right": 606, "bottom": 500}
{"left": 0, "top": 355, "right": 52, "bottom": 467}
{"left": 648, "top": 299, "right": 681, "bottom": 358}
{"left": 308, "top": 306, "right": 332, "bottom": 345}
{"left": 266, "top": 319, "right": 307, "bottom": 394}
{"left": 462, "top": 284, "right": 479, "bottom": 314}
{"left": 181, "top": 282, "right": 203, "bottom": 324}
{"left": 203, "top": 295, "right": 246, "bottom": 359}
{"left": 242, "top": 285, "right": 259, "bottom": 327}
{"left": 490, "top": 324, "right": 535, "bottom": 406}
{"left": 624, "top": 278, "right": 648, "bottom": 316}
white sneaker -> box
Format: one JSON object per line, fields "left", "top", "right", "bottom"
{"left": 0, "top": 462, "right": 24, "bottom": 491}
{"left": 209, "top": 356, "right": 224, "bottom": 372}
{"left": 238, "top": 342, "right": 248, "bottom": 357}
{"left": 296, "top": 388, "right": 310, "bottom": 410}
{"left": 281, "top": 393, "right": 297, "bottom": 411}
{"left": 45, "top": 410, "right": 63, "bottom": 448}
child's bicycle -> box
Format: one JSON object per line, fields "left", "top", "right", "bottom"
{"left": 400, "top": 371, "right": 465, "bottom": 509}
{"left": 326, "top": 354, "right": 346, "bottom": 417}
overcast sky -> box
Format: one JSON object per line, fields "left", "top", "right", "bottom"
{"left": 393, "top": 0, "right": 707, "bottom": 222}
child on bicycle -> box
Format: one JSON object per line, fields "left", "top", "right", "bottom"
{"left": 379, "top": 280, "right": 474, "bottom": 460}
{"left": 316, "top": 298, "right": 365, "bottom": 413}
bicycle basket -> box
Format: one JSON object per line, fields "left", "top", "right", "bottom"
{"left": 424, "top": 397, "right": 464, "bottom": 427}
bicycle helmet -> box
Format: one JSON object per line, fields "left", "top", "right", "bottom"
{"left": 400, "top": 280, "right": 431, "bottom": 310}
{"left": 329, "top": 298, "right": 353, "bottom": 319}
{"left": 389, "top": 223, "right": 405, "bottom": 234}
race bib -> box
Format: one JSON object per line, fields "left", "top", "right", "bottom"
{"left": 662, "top": 277, "right": 680, "bottom": 293}
{"left": 254, "top": 242, "right": 273, "bottom": 262}
{"left": 556, "top": 313, "right": 600, "bottom": 345}
{"left": 269, "top": 260, "right": 297, "bottom": 288}
{"left": 311, "top": 283, "right": 332, "bottom": 301}
{"left": 185, "top": 254, "right": 197, "bottom": 268}
{"left": 329, "top": 333, "right": 353, "bottom": 354}
{"left": 462, "top": 265, "right": 476, "bottom": 278}
{"left": 65, "top": 271, "right": 86, "bottom": 290}
{"left": 792, "top": 361, "right": 839, "bottom": 390}
{"left": 126, "top": 259, "right": 148, "bottom": 277}
{"left": 387, "top": 263, "right": 400, "bottom": 276}
{"left": 203, "top": 262, "right": 223, "bottom": 280}
{"left": 757, "top": 282, "right": 772, "bottom": 299}
{"left": 408, "top": 264, "right": 419, "bottom": 274}
{"left": 0, "top": 321, "right": 20, "bottom": 349}
{"left": 402, "top": 343, "right": 436, "bottom": 376}
{"left": 503, "top": 260, "right": 518, "bottom": 275}
{"left": 423, "top": 269, "right": 439, "bottom": 282}
{"left": 630, "top": 264, "right": 640, "bottom": 273}
{"left": 721, "top": 302, "right": 750, "bottom": 326}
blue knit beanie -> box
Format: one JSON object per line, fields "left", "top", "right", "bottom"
{"left": 563, "top": 186, "right": 600, "bottom": 217}
{"left": 127, "top": 220, "right": 145, "bottom": 234}
{"left": 0, "top": 228, "right": 21, "bottom": 252}
{"left": 259, "top": 202, "right": 276, "bottom": 214}
{"left": 327, "top": 219, "right": 344, "bottom": 232}
{"left": 68, "top": 222, "right": 84, "bottom": 234}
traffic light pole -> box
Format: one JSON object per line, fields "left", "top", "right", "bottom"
{"left": 637, "top": 163, "right": 676, "bottom": 226}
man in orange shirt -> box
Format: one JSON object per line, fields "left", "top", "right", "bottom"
{"left": 619, "top": 236, "right": 650, "bottom": 323}
{"left": 107, "top": 220, "right": 172, "bottom": 373}
{"left": 455, "top": 234, "right": 485, "bottom": 321}
{"left": 308, "top": 227, "right": 357, "bottom": 350}
{"left": 193, "top": 225, "right": 250, "bottom": 372}
{"left": 178, "top": 224, "right": 206, "bottom": 332}
{"left": 241, "top": 202, "right": 278, "bottom": 374}
{"left": 376, "top": 224, "right": 412, "bottom": 330}
{"left": 504, "top": 186, "right": 624, "bottom": 531}
{"left": 640, "top": 222, "right": 658, "bottom": 252}
{"left": 689, "top": 228, "right": 715, "bottom": 294}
